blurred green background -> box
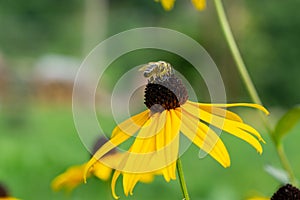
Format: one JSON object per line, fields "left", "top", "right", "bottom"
{"left": 0, "top": 0, "right": 299, "bottom": 199}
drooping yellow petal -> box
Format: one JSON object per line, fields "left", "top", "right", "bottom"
{"left": 187, "top": 101, "right": 265, "bottom": 141}
{"left": 84, "top": 110, "right": 150, "bottom": 182}
{"left": 139, "top": 173, "right": 155, "bottom": 183}
{"left": 52, "top": 164, "right": 88, "bottom": 192}
{"left": 175, "top": 109, "right": 230, "bottom": 167}
{"left": 112, "top": 110, "right": 151, "bottom": 138}
{"left": 199, "top": 104, "right": 243, "bottom": 122}
{"left": 182, "top": 102, "right": 264, "bottom": 154}
{"left": 111, "top": 171, "right": 121, "bottom": 199}
{"left": 190, "top": 101, "right": 269, "bottom": 115}
{"left": 160, "top": 0, "right": 175, "bottom": 11}
{"left": 84, "top": 136, "right": 128, "bottom": 182}
{"left": 155, "top": 111, "right": 171, "bottom": 181}
{"left": 113, "top": 110, "right": 180, "bottom": 197}
{"left": 92, "top": 162, "right": 112, "bottom": 181}
{"left": 153, "top": 110, "right": 180, "bottom": 181}
{"left": 156, "top": 111, "right": 167, "bottom": 151}
{"left": 167, "top": 109, "right": 181, "bottom": 179}
{"left": 120, "top": 114, "right": 159, "bottom": 173}
{"left": 191, "top": 0, "right": 206, "bottom": 10}
{"left": 111, "top": 169, "right": 156, "bottom": 199}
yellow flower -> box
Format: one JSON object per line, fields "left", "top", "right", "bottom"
{"left": 156, "top": 0, "right": 206, "bottom": 11}
{"left": 84, "top": 61, "right": 269, "bottom": 199}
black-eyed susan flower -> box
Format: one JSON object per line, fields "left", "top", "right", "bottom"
{"left": 52, "top": 137, "right": 121, "bottom": 192}
{"left": 155, "top": 0, "right": 206, "bottom": 11}
{"left": 84, "top": 61, "right": 269, "bottom": 199}
{"left": 0, "top": 183, "right": 20, "bottom": 200}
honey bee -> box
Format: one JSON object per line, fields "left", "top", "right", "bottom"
{"left": 139, "top": 61, "right": 174, "bottom": 82}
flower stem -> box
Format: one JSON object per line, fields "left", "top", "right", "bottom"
{"left": 277, "top": 144, "right": 297, "bottom": 185}
{"left": 213, "top": 0, "right": 261, "bottom": 105}
{"left": 213, "top": 0, "right": 297, "bottom": 186}
{"left": 177, "top": 158, "right": 190, "bottom": 200}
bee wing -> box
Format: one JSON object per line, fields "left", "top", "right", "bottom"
{"left": 138, "top": 65, "right": 149, "bottom": 72}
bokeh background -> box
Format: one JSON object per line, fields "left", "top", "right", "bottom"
{"left": 0, "top": 0, "right": 299, "bottom": 199}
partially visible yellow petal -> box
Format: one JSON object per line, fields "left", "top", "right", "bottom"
{"left": 52, "top": 159, "right": 115, "bottom": 193}
{"left": 192, "top": 101, "right": 269, "bottom": 115}
{"left": 182, "top": 101, "right": 264, "bottom": 154}
{"left": 191, "top": 0, "right": 206, "bottom": 10}
{"left": 247, "top": 197, "right": 269, "bottom": 200}
{"left": 187, "top": 102, "right": 265, "bottom": 142}
{"left": 84, "top": 135, "right": 129, "bottom": 182}
{"left": 51, "top": 164, "right": 88, "bottom": 192}
{"left": 112, "top": 110, "right": 150, "bottom": 138}
{"left": 92, "top": 162, "right": 112, "bottom": 181}
{"left": 199, "top": 104, "right": 243, "bottom": 122}
{"left": 139, "top": 173, "right": 154, "bottom": 183}
{"left": 176, "top": 109, "right": 230, "bottom": 167}
{"left": 112, "top": 170, "right": 156, "bottom": 199}
{"left": 0, "top": 198, "right": 21, "bottom": 200}
{"left": 160, "top": 0, "right": 175, "bottom": 11}
{"left": 111, "top": 171, "right": 121, "bottom": 199}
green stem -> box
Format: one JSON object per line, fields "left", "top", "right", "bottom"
{"left": 213, "top": 0, "right": 297, "bottom": 186}
{"left": 213, "top": 0, "right": 261, "bottom": 105}
{"left": 177, "top": 158, "right": 190, "bottom": 200}
{"left": 277, "top": 144, "right": 297, "bottom": 185}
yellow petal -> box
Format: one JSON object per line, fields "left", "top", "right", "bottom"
{"left": 123, "top": 173, "right": 140, "bottom": 196}
{"left": 176, "top": 110, "right": 230, "bottom": 167}
{"left": 156, "top": 111, "right": 167, "bottom": 151}
{"left": 139, "top": 173, "right": 155, "bottom": 183}
{"left": 111, "top": 171, "right": 121, "bottom": 199}
{"left": 84, "top": 135, "right": 129, "bottom": 182}
{"left": 154, "top": 110, "right": 180, "bottom": 181}
{"left": 199, "top": 104, "right": 243, "bottom": 122}
{"left": 167, "top": 110, "right": 181, "bottom": 179}
{"left": 247, "top": 197, "right": 270, "bottom": 200}
{"left": 182, "top": 102, "right": 264, "bottom": 154}
{"left": 191, "top": 101, "right": 269, "bottom": 115}
{"left": 84, "top": 110, "right": 150, "bottom": 182}
{"left": 187, "top": 102, "right": 265, "bottom": 142}
{"left": 120, "top": 115, "right": 158, "bottom": 173}
{"left": 191, "top": 0, "right": 206, "bottom": 10}
{"left": 112, "top": 110, "right": 150, "bottom": 137}
{"left": 92, "top": 162, "right": 112, "bottom": 181}
{"left": 155, "top": 112, "right": 171, "bottom": 181}
{"left": 160, "top": 0, "right": 175, "bottom": 11}
{"left": 116, "top": 171, "right": 156, "bottom": 198}
{"left": 52, "top": 164, "right": 87, "bottom": 192}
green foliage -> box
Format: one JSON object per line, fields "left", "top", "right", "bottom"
{"left": 273, "top": 105, "right": 300, "bottom": 145}
{"left": 244, "top": 0, "right": 300, "bottom": 107}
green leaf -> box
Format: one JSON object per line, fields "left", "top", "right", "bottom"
{"left": 274, "top": 105, "right": 300, "bottom": 144}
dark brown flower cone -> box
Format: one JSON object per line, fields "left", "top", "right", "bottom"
{"left": 271, "top": 184, "right": 300, "bottom": 200}
{"left": 144, "top": 74, "right": 188, "bottom": 113}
